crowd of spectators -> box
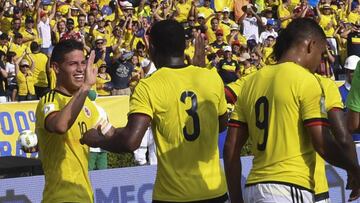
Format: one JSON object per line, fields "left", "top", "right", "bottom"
{"left": 0, "top": 0, "right": 359, "bottom": 103}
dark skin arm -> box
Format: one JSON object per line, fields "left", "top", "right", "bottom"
{"left": 328, "top": 109, "right": 360, "bottom": 201}
{"left": 224, "top": 124, "right": 248, "bottom": 203}
{"left": 80, "top": 113, "right": 151, "bottom": 152}
{"left": 306, "top": 124, "right": 360, "bottom": 192}
{"left": 347, "top": 109, "right": 360, "bottom": 134}
{"left": 81, "top": 112, "right": 228, "bottom": 152}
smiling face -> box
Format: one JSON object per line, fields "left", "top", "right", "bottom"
{"left": 54, "top": 50, "right": 86, "bottom": 93}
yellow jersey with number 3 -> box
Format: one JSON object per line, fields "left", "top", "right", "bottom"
{"left": 129, "top": 65, "right": 228, "bottom": 202}
{"left": 229, "top": 62, "right": 328, "bottom": 191}
{"left": 35, "top": 90, "right": 99, "bottom": 203}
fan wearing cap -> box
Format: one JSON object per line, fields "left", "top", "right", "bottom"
{"left": 227, "top": 24, "right": 246, "bottom": 45}
{"left": 95, "top": 60, "right": 112, "bottom": 96}
{"left": 210, "top": 29, "right": 228, "bottom": 52}
{"left": 91, "top": 16, "right": 112, "bottom": 46}
{"left": 15, "top": 53, "right": 36, "bottom": 101}
{"left": 93, "top": 35, "right": 122, "bottom": 68}
{"left": 239, "top": 52, "right": 257, "bottom": 76}
{"left": 239, "top": 4, "right": 264, "bottom": 43}
{"left": 347, "top": 3, "right": 360, "bottom": 25}
{"left": 60, "top": 18, "right": 82, "bottom": 41}
{"left": 217, "top": 45, "right": 240, "bottom": 84}
{"left": 259, "top": 18, "right": 278, "bottom": 43}
{"left": 316, "top": 4, "right": 338, "bottom": 55}
{"left": 36, "top": 3, "right": 56, "bottom": 56}
{"left": 19, "top": 16, "right": 39, "bottom": 47}
{"left": 340, "top": 55, "right": 360, "bottom": 106}
{"left": 222, "top": 7, "right": 237, "bottom": 27}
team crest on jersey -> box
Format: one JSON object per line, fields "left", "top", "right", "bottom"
{"left": 83, "top": 106, "right": 91, "bottom": 118}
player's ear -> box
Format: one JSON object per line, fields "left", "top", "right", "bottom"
{"left": 306, "top": 39, "right": 314, "bottom": 54}
{"left": 52, "top": 62, "right": 60, "bottom": 74}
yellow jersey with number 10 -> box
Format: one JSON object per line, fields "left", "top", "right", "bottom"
{"left": 130, "top": 65, "right": 228, "bottom": 202}
{"left": 35, "top": 90, "right": 99, "bottom": 203}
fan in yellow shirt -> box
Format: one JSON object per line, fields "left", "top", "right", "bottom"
{"left": 81, "top": 20, "right": 229, "bottom": 202}
{"left": 175, "top": 0, "right": 192, "bottom": 23}
{"left": 9, "top": 33, "right": 28, "bottom": 59}
{"left": 96, "top": 60, "right": 112, "bottom": 96}
{"left": 34, "top": 40, "right": 99, "bottom": 203}
{"left": 29, "top": 42, "right": 50, "bottom": 98}
{"left": 19, "top": 16, "right": 40, "bottom": 47}
{"left": 15, "top": 57, "right": 36, "bottom": 101}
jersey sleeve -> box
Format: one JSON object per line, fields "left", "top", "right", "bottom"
{"left": 325, "top": 79, "right": 344, "bottom": 111}
{"left": 42, "top": 91, "right": 60, "bottom": 119}
{"left": 228, "top": 88, "right": 247, "bottom": 127}
{"left": 129, "top": 80, "right": 154, "bottom": 118}
{"left": 300, "top": 76, "right": 328, "bottom": 126}
{"left": 346, "top": 62, "right": 360, "bottom": 112}
{"left": 218, "top": 82, "right": 228, "bottom": 116}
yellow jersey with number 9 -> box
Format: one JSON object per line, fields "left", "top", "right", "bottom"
{"left": 130, "top": 65, "right": 228, "bottom": 202}
{"left": 229, "top": 62, "right": 328, "bottom": 191}
{"left": 35, "top": 90, "right": 99, "bottom": 203}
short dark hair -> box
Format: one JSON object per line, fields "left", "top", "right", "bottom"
{"left": 273, "top": 18, "right": 326, "bottom": 61}
{"left": 78, "top": 14, "right": 86, "bottom": 19}
{"left": 30, "top": 41, "right": 40, "bottom": 53}
{"left": 50, "top": 39, "right": 84, "bottom": 64}
{"left": 6, "top": 51, "right": 16, "bottom": 62}
{"left": 149, "top": 20, "right": 185, "bottom": 57}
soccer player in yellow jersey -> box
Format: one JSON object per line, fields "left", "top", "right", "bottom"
{"left": 35, "top": 40, "right": 98, "bottom": 203}
{"left": 224, "top": 18, "right": 360, "bottom": 203}
{"left": 81, "top": 20, "right": 229, "bottom": 202}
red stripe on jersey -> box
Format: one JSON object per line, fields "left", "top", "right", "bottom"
{"left": 225, "top": 86, "right": 237, "bottom": 104}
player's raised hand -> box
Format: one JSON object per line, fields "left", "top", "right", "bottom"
{"left": 347, "top": 169, "right": 360, "bottom": 201}
{"left": 84, "top": 51, "right": 98, "bottom": 88}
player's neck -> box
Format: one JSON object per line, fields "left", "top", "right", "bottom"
{"left": 154, "top": 56, "right": 186, "bottom": 69}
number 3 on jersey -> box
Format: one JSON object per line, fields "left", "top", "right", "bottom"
{"left": 180, "top": 91, "right": 200, "bottom": 141}
{"left": 255, "top": 96, "right": 269, "bottom": 151}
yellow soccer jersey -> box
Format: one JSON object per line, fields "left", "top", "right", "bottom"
{"left": 319, "top": 15, "right": 337, "bottom": 38}
{"left": 35, "top": 90, "right": 99, "bottom": 203}
{"left": 29, "top": 52, "right": 49, "bottom": 87}
{"left": 9, "top": 43, "right": 27, "bottom": 58}
{"left": 313, "top": 74, "right": 343, "bottom": 196}
{"left": 278, "top": 4, "right": 292, "bottom": 29}
{"left": 229, "top": 62, "right": 328, "bottom": 191}
{"left": 130, "top": 65, "right": 228, "bottom": 201}
{"left": 17, "top": 71, "right": 35, "bottom": 96}
{"left": 175, "top": 2, "right": 192, "bottom": 22}
{"left": 19, "top": 28, "right": 40, "bottom": 47}
{"left": 96, "top": 73, "right": 111, "bottom": 96}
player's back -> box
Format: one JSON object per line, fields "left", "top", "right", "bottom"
{"left": 239, "top": 62, "right": 325, "bottom": 191}
{"left": 130, "top": 65, "right": 228, "bottom": 201}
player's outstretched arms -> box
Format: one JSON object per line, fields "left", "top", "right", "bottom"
{"left": 80, "top": 113, "right": 151, "bottom": 153}
{"left": 224, "top": 124, "right": 248, "bottom": 203}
